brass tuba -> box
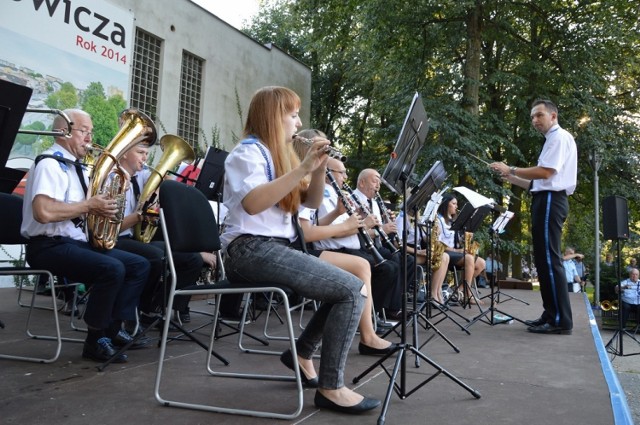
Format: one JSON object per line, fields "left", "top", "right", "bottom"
{"left": 134, "top": 134, "right": 195, "bottom": 243}
{"left": 87, "top": 109, "right": 157, "bottom": 249}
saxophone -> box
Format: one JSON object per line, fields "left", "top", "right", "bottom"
{"left": 464, "top": 231, "right": 480, "bottom": 256}
{"left": 87, "top": 109, "right": 157, "bottom": 249}
{"left": 134, "top": 134, "right": 195, "bottom": 243}
{"left": 430, "top": 219, "right": 446, "bottom": 270}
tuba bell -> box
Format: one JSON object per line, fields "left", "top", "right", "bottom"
{"left": 86, "top": 108, "right": 157, "bottom": 249}
{"left": 134, "top": 134, "right": 195, "bottom": 243}
{"left": 600, "top": 300, "right": 619, "bottom": 311}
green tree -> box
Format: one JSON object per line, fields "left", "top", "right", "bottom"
{"left": 45, "top": 82, "right": 78, "bottom": 110}
{"left": 245, "top": 0, "right": 640, "bottom": 276}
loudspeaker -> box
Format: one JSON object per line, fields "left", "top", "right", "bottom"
{"left": 602, "top": 195, "right": 629, "bottom": 240}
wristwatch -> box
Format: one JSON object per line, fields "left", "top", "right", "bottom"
{"left": 509, "top": 166, "right": 517, "bottom": 176}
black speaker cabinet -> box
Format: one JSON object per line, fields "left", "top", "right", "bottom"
{"left": 602, "top": 195, "right": 629, "bottom": 240}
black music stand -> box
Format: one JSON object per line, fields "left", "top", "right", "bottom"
{"left": 195, "top": 146, "right": 228, "bottom": 202}
{"left": 354, "top": 94, "right": 480, "bottom": 425}
{"left": 446, "top": 202, "right": 491, "bottom": 310}
{"left": 463, "top": 209, "right": 528, "bottom": 330}
{"left": 419, "top": 190, "right": 474, "bottom": 335}
{"left": 0, "top": 80, "right": 33, "bottom": 194}
{"left": 380, "top": 162, "right": 463, "bottom": 357}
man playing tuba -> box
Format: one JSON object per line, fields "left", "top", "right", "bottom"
{"left": 21, "top": 108, "right": 150, "bottom": 363}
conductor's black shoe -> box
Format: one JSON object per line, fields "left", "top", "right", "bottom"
{"left": 527, "top": 323, "right": 572, "bottom": 335}
{"left": 109, "top": 329, "right": 152, "bottom": 349}
{"left": 358, "top": 342, "right": 398, "bottom": 356}
{"left": 524, "top": 317, "right": 547, "bottom": 327}
{"left": 280, "top": 349, "right": 319, "bottom": 388}
{"left": 82, "top": 337, "right": 128, "bottom": 363}
{"left": 314, "top": 391, "right": 381, "bottom": 414}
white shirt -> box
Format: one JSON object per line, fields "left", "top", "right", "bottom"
{"left": 220, "top": 138, "right": 296, "bottom": 249}
{"left": 531, "top": 124, "right": 578, "bottom": 195}
{"left": 436, "top": 214, "right": 456, "bottom": 249}
{"left": 314, "top": 183, "right": 360, "bottom": 250}
{"left": 21, "top": 144, "right": 88, "bottom": 241}
{"left": 395, "top": 211, "right": 421, "bottom": 247}
{"left": 119, "top": 168, "right": 152, "bottom": 237}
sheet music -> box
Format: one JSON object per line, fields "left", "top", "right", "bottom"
{"left": 453, "top": 186, "right": 494, "bottom": 208}
{"left": 492, "top": 211, "right": 514, "bottom": 234}
{"left": 453, "top": 186, "right": 506, "bottom": 213}
{"left": 420, "top": 185, "right": 449, "bottom": 224}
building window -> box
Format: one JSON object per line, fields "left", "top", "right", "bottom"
{"left": 130, "top": 29, "right": 162, "bottom": 119}
{"left": 177, "top": 50, "right": 203, "bottom": 146}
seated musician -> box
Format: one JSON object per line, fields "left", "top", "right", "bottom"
{"left": 21, "top": 108, "right": 150, "bottom": 363}
{"left": 292, "top": 130, "right": 396, "bottom": 356}
{"left": 220, "top": 87, "right": 380, "bottom": 413}
{"left": 615, "top": 268, "right": 640, "bottom": 329}
{"left": 313, "top": 156, "right": 404, "bottom": 323}
{"left": 115, "top": 143, "right": 216, "bottom": 329}
{"left": 436, "top": 194, "right": 486, "bottom": 304}
{"left": 352, "top": 169, "right": 417, "bottom": 308}
{"left": 395, "top": 209, "right": 450, "bottom": 304}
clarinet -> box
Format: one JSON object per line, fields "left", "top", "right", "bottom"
{"left": 342, "top": 182, "right": 399, "bottom": 254}
{"left": 325, "top": 170, "right": 387, "bottom": 266}
{"left": 374, "top": 191, "right": 401, "bottom": 247}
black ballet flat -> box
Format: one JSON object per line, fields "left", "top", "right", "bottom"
{"left": 314, "top": 391, "right": 381, "bottom": 414}
{"left": 358, "top": 342, "right": 398, "bottom": 356}
{"left": 280, "top": 349, "right": 319, "bottom": 388}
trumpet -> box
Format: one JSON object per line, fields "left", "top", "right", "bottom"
{"left": 325, "top": 170, "right": 386, "bottom": 266}
{"left": 293, "top": 134, "right": 347, "bottom": 162}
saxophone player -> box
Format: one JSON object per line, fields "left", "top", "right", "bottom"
{"left": 21, "top": 109, "right": 150, "bottom": 363}
{"left": 395, "top": 209, "right": 450, "bottom": 305}
{"left": 436, "top": 194, "right": 486, "bottom": 305}
{"left": 115, "top": 143, "right": 216, "bottom": 328}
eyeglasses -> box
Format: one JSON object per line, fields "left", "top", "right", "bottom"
{"left": 72, "top": 128, "right": 94, "bottom": 139}
{"left": 328, "top": 169, "right": 347, "bottom": 175}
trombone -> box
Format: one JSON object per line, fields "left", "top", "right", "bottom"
{"left": 18, "top": 108, "right": 73, "bottom": 138}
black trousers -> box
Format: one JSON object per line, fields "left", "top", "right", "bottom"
{"left": 115, "top": 237, "right": 203, "bottom": 313}
{"left": 338, "top": 248, "right": 401, "bottom": 312}
{"left": 620, "top": 301, "right": 640, "bottom": 329}
{"left": 531, "top": 191, "right": 573, "bottom": 329}
{"left": 26, "top": 237, "right": 149, "bottom": 330}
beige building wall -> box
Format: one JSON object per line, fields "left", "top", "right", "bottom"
{"left": 107, "top": 0, "right": 311, "bottom": 151}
